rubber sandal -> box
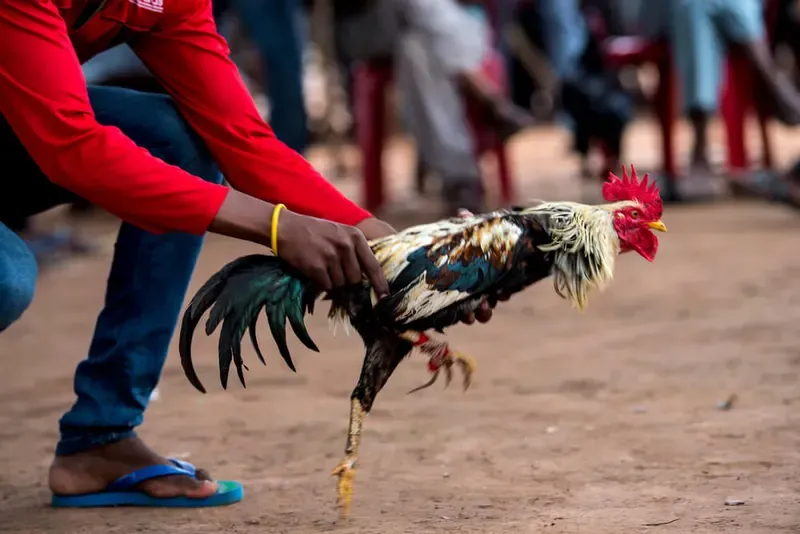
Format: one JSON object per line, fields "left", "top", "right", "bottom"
{"left": 51, "top": 458, "right": 243, "bottom": 508}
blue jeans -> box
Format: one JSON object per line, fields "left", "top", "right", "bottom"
{"left": 232, "top": 0, "right": 309, "bottom": 154}
{"left": 670, "top": 0, "right": 765, "bottom": 113}
{"left": 0, "top": 86, "right": 223, "bottom": 456}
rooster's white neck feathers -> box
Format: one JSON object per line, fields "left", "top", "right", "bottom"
{"left": 520, "top": 200, "right": 637, "bottom": 310}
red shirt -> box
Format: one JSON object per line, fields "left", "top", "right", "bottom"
{"left": 0, "top": 0, "right": 371, "bottom": 235}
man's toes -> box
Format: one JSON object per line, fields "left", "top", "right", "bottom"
{"left": 194, "top": 467, "right": 213, "bottom": 481}
{"left": 140, "top": 475, "right": 218, "bottom": 499}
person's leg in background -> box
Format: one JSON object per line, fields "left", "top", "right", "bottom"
{"left": 396, "top": 28, "right": 486, "bottom": 214}
{"left": 671, "top": 0, "right": 725, "bottom": 179}
{"left": 395, "top": 0, "right": 533, "bottom": 214}
{"left": 232, "top": 0, "right": 309, "bottom": 154}
{"left": 34, "top": 86, "right": 225, "bottom": 499}
{"left": 714, "top": 0, "right": 800, "bottom": 125}
{"left": 0, "top": 223, "right": 37, "bottom": 334}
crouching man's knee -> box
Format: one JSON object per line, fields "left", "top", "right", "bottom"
{"left": 0, "top": 228, "right": 37, "bottom": 332}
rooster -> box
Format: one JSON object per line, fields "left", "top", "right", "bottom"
{"left": 179, "top": 166, "right": 665, "bottom": 518}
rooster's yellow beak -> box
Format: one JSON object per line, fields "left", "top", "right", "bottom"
{"left": 647, "top": 220, "right": 667, "bottom": 232}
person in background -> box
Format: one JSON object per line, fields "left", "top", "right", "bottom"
{"left": 668, "top": 0, "right": 800, "bottom": 196}
{"left": 339, "top": 0, "right": 534, "bottom": 214}
{"left": 226, "top": 0, "right": 309, "bottom": 154}
{"left": 525, "top": 0, "right": 633, "bottom": 180}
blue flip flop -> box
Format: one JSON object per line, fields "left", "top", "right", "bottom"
{"left": 51, "top": 458, "right": 243, "bottom": 508}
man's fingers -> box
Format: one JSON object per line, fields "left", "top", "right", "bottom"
{"left": 309, "top": 266, "right": 333, "bottom": 291}
{"left": 457, "top": 208, "right": 474, "bottom": 218}
{"left": 461, "top": 312, "right": 476, "bottom": 325}
{"left": 342, "top": 247, "right": 363, "bottom": 286}
{"left": 475, "top": 307, "right": 493, "bottom": 323}
{"left": 327, "top": 262, "right": 346, "bottom": 288}
{"left": 355, "top": 238, "right": 390, "bottom": 298}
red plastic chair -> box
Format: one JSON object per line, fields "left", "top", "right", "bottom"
{"left": 720, "top": 0, "right": 780, "bottom": 171}
{"left": 602, "top": 37, "right": 678, "bottom": 177}
{"left": 353, "top": 48, "right": 514, "bottom": 212}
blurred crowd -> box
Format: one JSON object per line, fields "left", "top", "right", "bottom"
{"left": 20, "top": 0, "right": 800, "bottom": 263}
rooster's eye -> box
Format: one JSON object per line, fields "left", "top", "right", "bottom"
{"left": 630, "top": 210, "right": 640, "bottom": 219}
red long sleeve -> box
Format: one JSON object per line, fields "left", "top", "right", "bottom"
{"left": 131, "top": 0, "right": 371, "bottom": 227}
{"left": 0, "top": 0, "right": 371, "bottom": 236}
{"left": 0, "top": 0, "right": 228, "bottom": 235}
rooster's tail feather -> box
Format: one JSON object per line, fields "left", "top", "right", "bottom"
{"left": 178, "top": 254, "right": 319, "bottom": 393}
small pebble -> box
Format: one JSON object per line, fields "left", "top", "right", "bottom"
{"left": 632, "top": 406, "right": 648, "bottom": 414}
{"left": 717, "top": 394, "right": 737, "bottom": 411}
{"left": 149, "top": 388, "right": 161, "bottom": 402}
{"left": 546, "top": 426, "right": 558, "bottom": 434}
{"left": 724, "top": 498, "right": 745, "bottom": 506}
{"left": 442, "top": 472, "right": 450, "bottom": 478}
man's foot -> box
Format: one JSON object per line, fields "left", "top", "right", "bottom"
{"left": 675, "top": 164, "right": 727, "bottom": 201}
{"left": 730, "top": 168, "right": 800, "bottom": 209}
{"left": 49, "top": 436, "right": 218, "bottom": 499}
{"left": 488, "top": 101, "right": 536, "bottom": 142}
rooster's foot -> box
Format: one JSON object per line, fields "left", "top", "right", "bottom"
{"left": 331, "top": 397, "right": 365, "bottom": 520}
{"left": 397, "top": 331, "right": 476, "bottom": 393}
{"left": 331, "top": 457, "right": 356, "bottom": 520}
{"left": 410, "top": 349, "right": 476, "bottom": 393}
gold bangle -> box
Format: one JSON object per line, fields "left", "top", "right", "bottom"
{"left": 270, "top": 203, "right": 286, "bottom": 256}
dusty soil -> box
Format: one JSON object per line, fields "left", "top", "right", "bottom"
{"left": 1, "top": 121, "right": 800, "bottom": 533}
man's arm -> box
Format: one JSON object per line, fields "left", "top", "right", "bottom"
{"left": 130, "top": 0, "right": 372, "bottom": 227}
{"left": 0, "top": 1, "right": 389, "bottom": 295}
{"left": 0, "top": 0, "right": 232, "bottom": 236}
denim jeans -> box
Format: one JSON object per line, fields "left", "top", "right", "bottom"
{"left": 670, "top": 0, "right": 765, "bottom": 113}
{"left": 231, "top": 0, "right": 309, "bottom": 154}
{"left": 0, "top": 86, "right": 223, "bottom": 456}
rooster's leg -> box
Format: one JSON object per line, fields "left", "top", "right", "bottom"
{"left": 331, "top": 336, "right": 412, "bottom": 519}
{"left": 400, "top": 331, "right": 477, "bottom": 393}
{"left": 330, "top": 397, "right": 365, "bottom": 519}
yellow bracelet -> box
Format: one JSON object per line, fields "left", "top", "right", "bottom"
{"left": 270, "top": 203, "right": 286, "bottom": 256}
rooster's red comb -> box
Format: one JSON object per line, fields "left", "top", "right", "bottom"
{"left": 602, "top": 165, "right": 662, "bottom": 216}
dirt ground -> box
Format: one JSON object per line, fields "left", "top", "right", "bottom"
{"left": 1, "top": 120, "right": 800, "bottom": 533}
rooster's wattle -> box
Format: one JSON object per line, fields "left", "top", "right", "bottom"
{"left": 178, "top": 166, "right": 666, "bottom": 517}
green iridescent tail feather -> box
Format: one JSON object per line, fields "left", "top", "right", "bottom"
{"left": 179, "top": 254, "right": 320, "bottom": 393}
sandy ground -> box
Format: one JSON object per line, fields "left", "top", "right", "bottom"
{"left": 1, "top": 120, "right": 800, "bottom": 533}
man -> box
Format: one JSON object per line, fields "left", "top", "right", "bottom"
{"left": 338, "top": 0, "right": 533, "bottom": 214}
{"left": 228, "top": 0, "right": 309, "bottom": 154}
{"left": 536, "top": 0, "right": 634, "bottom": 180}
{"left": 0, "top": 0, "right": 494, "bottom": 507}
{"left": 669, "top": 0, "right": 800, "bottom": 196}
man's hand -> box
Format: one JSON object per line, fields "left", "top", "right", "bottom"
{"left": 355, "top": 217, "right": 397, "bottom": 241}
{"left": 210, "top": 192, "right": 390, "bottom": 297}
{"left": 277, "top": 211, "right": 390, "bottom": 298}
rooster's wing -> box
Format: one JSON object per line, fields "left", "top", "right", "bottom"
{"left": 370, "top": 212, "right": 534, "bottom": 325}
